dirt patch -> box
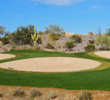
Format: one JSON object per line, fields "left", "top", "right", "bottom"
{"left": 0, "top": 85, "right": 110, "bottom": 100}
{"left": 0, "top": 54, "right": 15, "bottom": 60}
{"left": 95, "top": 51, "right": 110, "bottom": 59}
{"left": 0, "top": 57, "right": 100, "bottom": 72}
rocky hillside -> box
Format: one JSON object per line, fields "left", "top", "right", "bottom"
{"left": 0, "top": 34, "right": 102, "bottom": 53}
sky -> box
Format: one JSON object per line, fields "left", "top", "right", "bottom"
{"left": 0, "top": 0, "right": 110, "bottom": 34}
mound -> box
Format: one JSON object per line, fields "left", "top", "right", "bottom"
{"left": 0, "top": 54, "right": 15, "bottom": 60}
{"left": 95, "top": 51, "right": 110, "bottom": 59}
{"left": 0, "top": 57, "right": 100, "bottom": 72}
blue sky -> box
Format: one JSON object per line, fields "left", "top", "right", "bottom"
{"left": 0, "top": 0, "right": 110, "bottom": 34}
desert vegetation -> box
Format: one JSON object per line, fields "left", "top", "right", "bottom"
{"left": 1, "top": 86, "right": 110, "bottom": 100}
{"left": 1, "top": 25, "right": 110, "bottom": 53}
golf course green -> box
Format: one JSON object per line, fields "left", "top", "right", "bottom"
{"left": 0, "top": 49, "right": 110, "bottom": 91}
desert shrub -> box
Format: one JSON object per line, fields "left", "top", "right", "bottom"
{"left": 13, "top": 87, "right": 25, "bottom": 97}
{"left": 37, "top": 37, "right": 42, "bottom": 44}
{"left": 89, "top": 32, "right": 94, "bottom": 36}
{"left": 46, "top": 43, "right": 54, "bottom": 49}
{"left": 65, "top": 39, "right": 75, "bottom": 50}
{"left": 48, "top": 91, "right": 57, "bottom": 99}
{"left": 85, "top": 44, "right": 96, "bottom": 52}
{"left": 0, "top": 37, "right": 9, "bottom": 45}
{"left": 49, "top": 33, "right": 60, "bottom": 41}
{"left": 96, "top": 35, "right": 110, "bottom": 50}
{"left": 70, "top": 35, "right": 82, "bottom": 43}
{"left": 58, "top": 45, "right": 61, "bottom": 49}
{"left": 30, "top": 88, "right": 42, "bottom": 98}
{"left": 77, "top": 91, "right": 92, "bottom": 100}
{"left": 38, "top": 31, "right": 44, "bottom": 35}
{"left": 89, "top": 40, "right": 95, "bottom": 44}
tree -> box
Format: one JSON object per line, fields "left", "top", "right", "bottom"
{"left": 0, "top": 26, "right": 6, "bottom": 35}
{"left": 44, "top": 24, "right": 64, "bottom": 34}
{"left": 11, "top": 25, "right": 34, "bottom": 45}
{"left": 96, "top": 35, "right": 110, "bottom": 50}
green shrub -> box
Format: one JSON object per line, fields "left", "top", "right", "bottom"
{"left": 85, "top": 44, "right": 96, "bottom": 52}
{"left": 89, "top": 40, "right": 95, "bottom": 44}
{"left": 65, "top": 39, "right": 75, "bottom": 50}
{"left": 70, "top": 35, "right": 82, "bottom": 43}
{"left": 38, "top": 31, "right": 44, "bottom": 35}
{"left": 96, "top": 35, "right": 110, "bottom": 50}
{"left": 30, "top": 88, "right": 42, "bottom": 98}
{"left": 58, "top": 45, "right": 61, "bottom": 49}
{"left": 46, "top": 43, "right": 54, "bottom": 49}
{"left": 1, "top": 37, "right": 9, "bottom": 45}
{"left": 37, "top": 37, "right": 42, "bottom": 44}
{"left": 49, "top": 33, "right": 60, "bottom": 41}
{"left": 48, "top": 91, "right": 57, "bottom": 99}
{"left": 77, "top": 91, "right": 92, "bottom": 100}
{"left": 13, "top": 87, "right": 25, "bottom": 97}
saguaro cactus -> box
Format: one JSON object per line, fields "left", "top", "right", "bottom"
{"left": 31, "top": 26, "right": 39, "bottom": 45}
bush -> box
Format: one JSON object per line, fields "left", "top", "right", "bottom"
{"left": 85, "top": 44, "right": 96, "bottom": 52}
{"left": 49, "top": 33, "right": 60, "bottom": 41}
{"left": 48, "top": 91, "right": 57, "bottom": 99}
{"left": 1, "top": 37, "right": 9, "bottom": 45}
{"left": 46, "top": 43, "right": 54, "bottom": 49}
{"left": 96, "top": 35, "right": 110, "bottom": 50}
{"left": 89, "top": 40, "right": 95, "bottom": 44}
{"left": 13, "top": 87, "right": 25, "bottom": 97}
{"left": 37, "top": 37, "right": 42, "bottom": 44}
{"left": 89, "top": 32, "right": 94, "bottom": 36}
{"left": 38, "top": 31, "right": 44, "bottom": 35}
{"left": 70, "top": 35, "right": 82, "bottom": 43}
{"left": 77, "top": 91, "right": 92, "bottom": 100}
{"left": 65, "top": 39, "right": 75, "bottom": 50}
{"left": 30, "top": 88, "right": 42, "bottom": 98}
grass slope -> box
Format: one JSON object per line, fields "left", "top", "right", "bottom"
{"left": 0, "top": 49, "right": 110, "bottom": 90}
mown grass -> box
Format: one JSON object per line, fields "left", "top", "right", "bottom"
{"left": 0, "top": 49, "right": 110, "bottom": 90}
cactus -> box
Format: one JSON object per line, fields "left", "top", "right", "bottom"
{"left": 31, "top": 26, "right": 39, "bottom": 45}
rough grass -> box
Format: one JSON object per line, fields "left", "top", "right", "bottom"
{"left": 0, "top": 49, "right": 110, "bottom": 91}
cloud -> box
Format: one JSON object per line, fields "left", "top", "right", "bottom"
{"left": 31, "top": 0, "right": 83, "bottom": 5}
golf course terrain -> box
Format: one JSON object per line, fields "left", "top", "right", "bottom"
{"left": 0, "top": 49, "right": 110, "bottom": 91}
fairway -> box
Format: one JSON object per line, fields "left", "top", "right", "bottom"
{"left": 0, "top": 50, "right": 110, "bottom": 91}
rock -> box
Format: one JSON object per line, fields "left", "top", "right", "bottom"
{"left": 0, "top": 94, "right": 3, "bottom": 98}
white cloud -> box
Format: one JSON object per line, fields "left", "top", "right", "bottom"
{"left": 31, "top": 0, "right": 83, "bottom": 5}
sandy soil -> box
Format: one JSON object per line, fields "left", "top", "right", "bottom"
{"left": 0, "top": 54, "right": 15, "bottom": 60}
{"left": 0, "top": 85, "right": 110, "bottom": 100}
{"left": 0, "top": 57, "right": 101, "bottom": 72}
{"left": 95, "top": 51, "right": 110, "bottom": 59}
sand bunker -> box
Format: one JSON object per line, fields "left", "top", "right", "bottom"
{"left": 0, "top": 57, "right": 101, "bottom": 72}
{"left": 0, "top": 54, "right": 15, "bottom": 60}
{"left": 95, "top": 51, "right": 110, "bottom": 59}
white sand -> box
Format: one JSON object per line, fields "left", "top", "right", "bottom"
{"left": 0, "top": 57, "right": 101, "bottom": 72}
{"left": 0, "top": 54, "right": 15, "bottom": 60}
{"left": 95, "top": 51, "right": 110, "bottom": 59}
